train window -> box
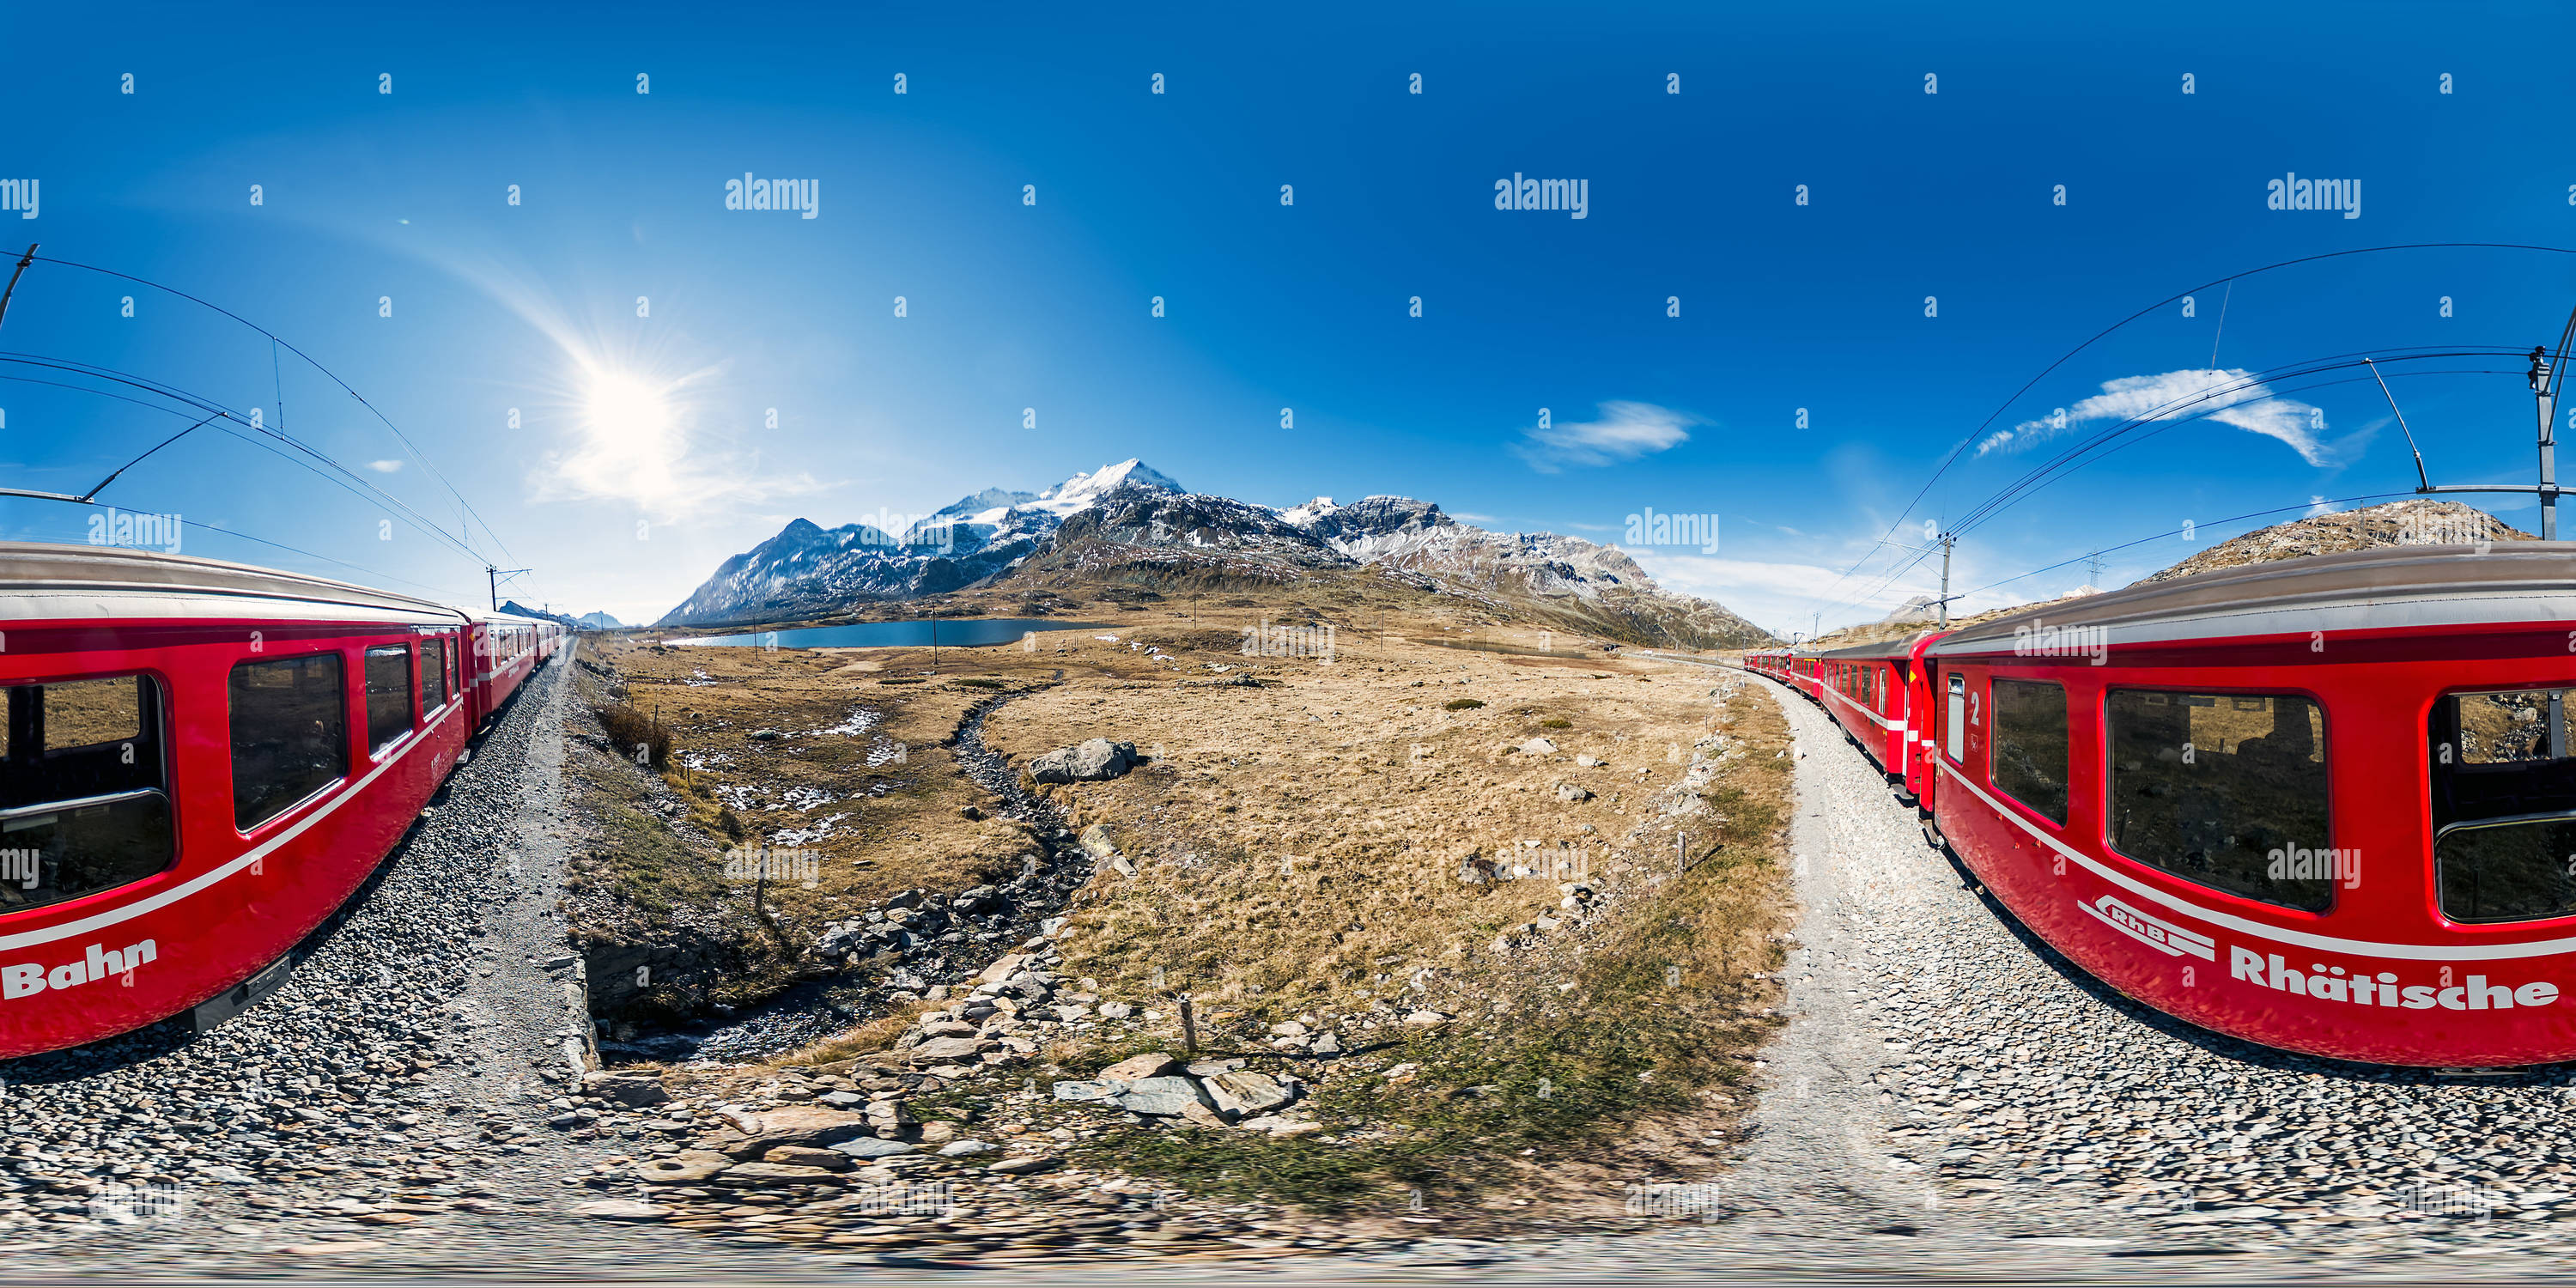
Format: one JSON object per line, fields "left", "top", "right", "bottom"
{"left": 230, "top": 653, "right": 348, "bottom": 830}
{"left": 420, "top": 635, "right": 447, "bottom": 712}
{"left": 2430, "top": 688, "right": 2576, "bottom": 922}
{"left": 2450, "top": 689, "right": 2571, "bottom": 764}
{"left": 2106, "top": 689, "right": 2330, "bottom": 912}
{"left": 2436, "top": 817, "right": 2576, "bottom": 923}
{"left": 1991, "top": 679, "right": 2069, "bottom": 824}
{"left": 36, "top": 677, "right": 142, "bottom": 751}
{"left": 0, "top": 675, "right": 174, "bottom": 912}
{"left": 364, "top": 646, "right": 415, "bottom": 752}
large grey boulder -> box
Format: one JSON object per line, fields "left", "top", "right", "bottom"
{"left": 1030, "top": 738, "right": 1139, "bottom": 784}
{"left": 1114, "top": 1076, "right": 1216, "bottom": 1117}
{"left": 1204, "top": 1071, "right": 1295, "bottom": 1118}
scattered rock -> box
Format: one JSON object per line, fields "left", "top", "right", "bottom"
{"left": 1205, "top": 1070, "right": 1296, "bottom": 1117}
{"left": 908, "top": 1036, "right": 986, "bottom": 1066}
{"left": 634, "top": 1150, "right": 732, "bottom": 1183}
{"left": 1101, "top": 1052, "right": 1180, "bottom": 1082}
{"left": 1030, "top": 738, "right": 1139, "bottom": 784}
{"left": 1520, "top": 737, "right": 1558, "bottom": 756}
{"left": 1115, "top": 1075, "right": 1216, "bottom": 1117}
{"left": 829, "top": 1137, "right": 919, "bottom": 1161}
{"left": 580, "top": 1069, "right": 669, "bottom": 1107}
{"left": 987, "top": 1155, "right": 1064, "bottom": 1176}
{"left": 1556, "top": 782, "right": 1595, "bottom": 802}
{"left": 937, "top": 1139, "right": 999, "bottom": 1157}
{"left": 1402, "top": 1010, "right": 1449, "bottom": 1029}
{"left": 1053, "top": 1079, "right": 1127, "bottom": 1102}
{"left": 762, "top": 1145, "right": 855, "bottom": 1170}
{"left": 573, "top": 1199, "right": 671, "bottom": 1221}
{"left": 712, "top": 1162, "right": 842, "bottom": 1188}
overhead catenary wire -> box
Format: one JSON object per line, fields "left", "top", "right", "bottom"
{"left": 9, "top": 252, "right": 519, "bottom": 567}
{"left": 0, "top": 351, "right": 493, "bottom": 568}
{"left": 1805, "top": 243, "right": 2576, "bottom": 611}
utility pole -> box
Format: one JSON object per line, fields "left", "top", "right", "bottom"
{"left": 2085, "top": 550, "right": 2104, "bottom": 591}
{"left": 486, "top": 564, "right": 530, "bottom": 611}
{"left": 2399, "top": 311, "right": 2576, "bottom": 538}
{"left": 1884, "top": 530, "right": 1959, "bottom": 628}
{"left": 2379, "top": 319, "right": 2576, "bottom": 753}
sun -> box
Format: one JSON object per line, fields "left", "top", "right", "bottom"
{"left": 582, "top": 370, "right": 674, "bottom": 445}
{"left": 572, "top": 369, "right": 683, "bottom": 497}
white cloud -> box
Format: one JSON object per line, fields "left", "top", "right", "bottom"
{"left": 367, "top": 459, "right": 404, "bottom": 473}
{"left": 1513, "top": 401, "right": 1697, "bottom": 473}
{"left": 1977, "top": 368, "right": 2336, "bottom": 466}
{"left": 1630, "top": 550, "right": 2037, "bottom": 639}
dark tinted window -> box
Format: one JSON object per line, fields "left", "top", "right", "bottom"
{"left": 421, "top": 635, "right": 447, "bottom": 712}
{"left": 2107, "top": 690, "right": 2330, "bottom": 911}
{"left": 0, "top": 675, "right": 174, "bottom": 911}
{"left": 1991, "top": 679, "right": 2069, "bottom": 824}
{"left": 365, "top": 646, "right": 414, "bottom": 752}
{"left": 231, "top": 653, "right": 347, "bottom": 829}
{"left": 2439, "top": 817, "right": 2576, "bottom": 922}
{"left": 2430, "top": 688, "right": 2576, "bottom": 922}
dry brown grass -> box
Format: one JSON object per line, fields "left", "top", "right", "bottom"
{"left": 579, "top": 606, "right": 1795, "bottom": 1205}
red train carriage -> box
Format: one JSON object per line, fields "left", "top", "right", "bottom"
{"left": 1918, "top": 544, "right": 2576, "bottom": 1067}
{"left": 1811, "top": 638, "right": 1927, "bottom": 790}
{"left": 0, "top": 545, "right": 544, "bottom": 1060}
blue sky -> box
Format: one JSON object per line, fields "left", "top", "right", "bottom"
{"left": 4, "top": 2, "right": 2574, "bottom": 631}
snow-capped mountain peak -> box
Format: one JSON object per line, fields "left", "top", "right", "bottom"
{"left": 1279, "top": 496, "right": 1340, "bottom": 526}
{"left": 1033, "top": 459, "right": 1183, "bottom": 516}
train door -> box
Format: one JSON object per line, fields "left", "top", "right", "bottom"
{"left": 1946, "top": 673, "right": 1966, "bottom": 762}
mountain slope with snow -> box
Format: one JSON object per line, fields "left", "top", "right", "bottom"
{"left": 656, "top": 461, "right": 1774, "bottom": 647}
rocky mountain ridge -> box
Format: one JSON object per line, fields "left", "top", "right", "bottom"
{"left": 658, "top": 460, "right": 1775, "bottom": 648}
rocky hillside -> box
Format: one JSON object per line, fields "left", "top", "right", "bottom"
{"left": 659, "top": 461, "right": 1776, "bottom": 649}
{"left": 1807, "top": 499, "right": 2530, "bottom": 651}
{"left": 2141, "top": 498, "right": 2534, "bottom": 583}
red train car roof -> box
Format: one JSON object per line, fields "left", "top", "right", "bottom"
{"left": 0, "top": 540, "right": 466, "bottom": 627}
{"left": 1805, "top": 635, "right": 1934, "bottom": 661}
{"left": 1928, "top": 543, "right": 2576, "bottom": 657}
